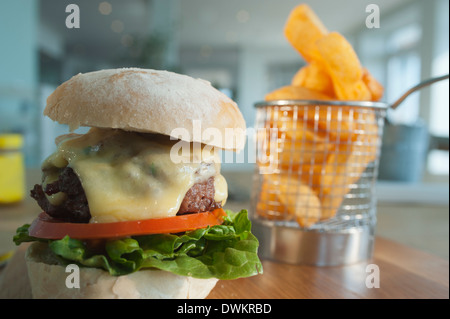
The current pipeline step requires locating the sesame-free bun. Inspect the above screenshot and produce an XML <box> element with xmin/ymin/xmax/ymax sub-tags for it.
<box><xmin>45</xmin><ymin>68</ymin><xmax>246</xmax><ymax>151</ymax></box>
<box><xmin>25</xmin><ymin>242</ymin><xmax>218</xmax><ymax>299</ymax></box>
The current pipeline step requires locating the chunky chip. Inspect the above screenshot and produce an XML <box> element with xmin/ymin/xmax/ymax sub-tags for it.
<box><xmin>265</xmin><ymin>85</ymin><xmax>332</xmax><ymax>101</ymax></box>
<box><xmin>258</xmin><ymin>174</ymin><xmax>321</xmax><ymax>227</ymax></box>
<box><xmin>256</xmin><ymin>175</ymin><xmax>289</xmax><ymax>221</ymax></box>
<box><xmin>292</xmin><ymin>62</ymin><xmax>335</xmax><ymax>97</ymax></box>
<box><xmin>320</xmin><ymin>113</ymin><xmax>379</xmax><ymax>218</ymax></box>
<box><xmin>362</xmin><ymin>68</ymin><xmax>384</xmax><ymax>101</ymax></box>
<box><xmin>276</xmin><ymin>174</ymin><xmax>322</xmax><ymax>227</ymax></box>
<box><xmin>315</xmin><ymin>32</ymin><xmax>372</xmax><ymax>100</ymax></box>
<box><xmin>284</xmin><ymin>4</ymin><xmax>328</xmax><ymax>62</ymax></box>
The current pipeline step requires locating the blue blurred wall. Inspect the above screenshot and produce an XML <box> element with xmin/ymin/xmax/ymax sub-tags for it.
<box><xmin>0</xmin><ymin>0</ymin><xmax>39</xmax><ymax>166</ymax></box>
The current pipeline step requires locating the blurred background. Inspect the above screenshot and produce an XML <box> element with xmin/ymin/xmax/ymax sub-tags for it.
<box><xmin>0</xmin><ymin>0</ymin><xmax>448</xmax><ymax>256</ymax></box>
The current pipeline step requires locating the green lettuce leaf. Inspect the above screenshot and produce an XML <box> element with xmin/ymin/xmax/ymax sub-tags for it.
<box><xmin>13</xmin><ymin>209</ymin><xmax>263</xmax><ymax>280</ymax></box>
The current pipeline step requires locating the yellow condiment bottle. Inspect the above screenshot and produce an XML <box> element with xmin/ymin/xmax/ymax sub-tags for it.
<box><xmin>0</xmin><ymin>134</ymin><xmax>25</xmax><ymax>204</ymax></box>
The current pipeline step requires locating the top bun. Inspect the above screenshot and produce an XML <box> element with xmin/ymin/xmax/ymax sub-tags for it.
<box><xmin>45</xmin><ymin>68</ymin><xmax>246</xmax><ymax>151</ymax></box>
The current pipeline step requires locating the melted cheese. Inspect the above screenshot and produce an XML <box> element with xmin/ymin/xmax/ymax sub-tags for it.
<box><xmin>42</xmin><ymin>128</ymin><xmax>226</xmax><ymax>223</ymax></box>
<box><xmin>214</xmin><ymin>174</ymin><xmax>228</xmax><ymax>206</ymax></box>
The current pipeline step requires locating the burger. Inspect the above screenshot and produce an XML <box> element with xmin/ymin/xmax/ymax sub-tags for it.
<box><xmin>14</xmin><ymin>68</ymin><xmax>262</xmax><ymax>299</ymax></box>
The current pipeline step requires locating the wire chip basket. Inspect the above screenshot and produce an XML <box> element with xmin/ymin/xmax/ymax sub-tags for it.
<box><xmin>251</xmin><ymin>100</ymin><xmax>388</xmax><ymax>265</ymax></box>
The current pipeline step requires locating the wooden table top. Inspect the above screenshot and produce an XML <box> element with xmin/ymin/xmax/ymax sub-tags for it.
<box><xmin>209</xmin><ymin>237</ymin><xmax>449</xmax><ymax>299</ymax></box>
<box><xmin>0</xmin><ymin>236</ymin><xmax>447</xmax><ymax>299</ymax></box>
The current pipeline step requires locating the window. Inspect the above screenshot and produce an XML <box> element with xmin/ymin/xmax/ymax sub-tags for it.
<box><xmin>386</xmin><ymin>50</ymin><xmax>421</xmax><ymax>124</ymax></box>
<box><xmin>356</xmin><ymin>0</ymin><xmax>449</xmax><ymax>179</ymax></box>
<box><xmin>385</xmin><ymin>23</ymin><xmax>422</xmax><ymax>125</ymax></box>
<box><xmin>427</xmin><ymin>0</ymin><xmax>449</xmax><ymax>175</ymax></box>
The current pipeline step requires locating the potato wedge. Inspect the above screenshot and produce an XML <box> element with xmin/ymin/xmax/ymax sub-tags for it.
<box><xmin>316</xmin><ymin>32</ymin><xmax>372</xmax><ymax>100</ymax></box>
<box><xmin>316</xmin><ymin>32</ymin><xmax>362</xmax><ymax>82</ymax></box>
<box><xmin>277</xmin><ymin>174</ymin><xmax>322</xmax><ymax>227</ymax></box>
<box><xmin>319</xmin><ymin>113</ymin><xmax>379</xmax><ymax>218</ymax></box>
<box><xmin>284</xmin><ymin>4</ymin><xmax>328</xmax><ymax>62</ymax></box>
<box><xmin>292</xmin><ymin>62</ymin><xmax>335</xmax><ymax>97</ymax></box>
<box><xmin>262</xmin><ymin>174</ymin><xmax>322</xmax><ymax>227</ymax></box>
<box><xmin>362</xmin><ymin>68</ymin><xmax>384</xmax><ymax>101</ymax></box>
<box><xmin>333</xmin><ymin>79</ymin><xmax>372</xmax><ymax>101</ymax></box>
<box><xmin>265</xmin><ymin>85</ymin><xmax>332</xmax><ymax>101</ymax></box>
<box><xmin>256</xmin><ymin>174</ymin><xmax>290</xmax><ymax>221</ymax></box>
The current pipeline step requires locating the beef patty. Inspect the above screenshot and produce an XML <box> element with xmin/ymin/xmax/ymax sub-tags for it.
<box><xmin>30</xmin><ymin>167</ymin><xmax>221</xmax><ymax>223</ymax></box>
<box><xmin>31</xmin><ymin>167</ymin><xmax>90</xmax><ymax>223</ymax></box>
<box><xmin>178</xmin><ymin>176</ymin><xmax>220</xmax><ymax>214</ymax></box>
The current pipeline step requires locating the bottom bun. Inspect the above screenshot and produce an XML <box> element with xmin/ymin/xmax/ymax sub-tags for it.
<box><xmin>25</xmin><ymin>242</ymin><xmax>218</xmax><ymax>299</ymax></box>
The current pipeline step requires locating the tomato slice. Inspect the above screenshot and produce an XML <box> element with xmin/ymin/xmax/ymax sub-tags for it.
<box><xmin>28</xmin><ymin>208</ymin><xmax>226</xmax><ymax>240</ymax></box>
